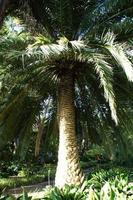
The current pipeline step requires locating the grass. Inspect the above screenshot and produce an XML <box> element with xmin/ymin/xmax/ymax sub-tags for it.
<box><xmin>0</xmin><ymin>175</ymin><xmax>44</xmax><ymax>190</ymax></box>
<box><xmin>0</xmin><ymin>165</ymin><xmax>56</xmax><ymax>191</ymax></box>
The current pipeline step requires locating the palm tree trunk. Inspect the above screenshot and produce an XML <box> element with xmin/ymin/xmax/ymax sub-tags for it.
<box><xmin>55</xmin><ymin>71</ymin><xmax>84</xmax><ymax>187</ymax></box>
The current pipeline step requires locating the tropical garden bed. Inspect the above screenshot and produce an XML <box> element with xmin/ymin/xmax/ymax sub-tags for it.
<box><xmin>0</xmin><ymin>167</ymin><xmax>133</xmax><ymax>199</ymax></box>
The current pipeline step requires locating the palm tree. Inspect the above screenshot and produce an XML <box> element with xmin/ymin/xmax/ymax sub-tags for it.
<box><xmin>0</xmin><ymin>1</ymin><xmax>133</xmax><ymax>187</ymax></box>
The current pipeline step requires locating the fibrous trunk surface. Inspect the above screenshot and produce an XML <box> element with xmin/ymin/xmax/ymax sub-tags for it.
<box><xmin>55</xmin><ymin>71</ymin><xmax>84</xmax><ymax>187</ymax></box>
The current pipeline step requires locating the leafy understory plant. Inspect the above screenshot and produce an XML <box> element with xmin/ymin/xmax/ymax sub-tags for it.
<box><xmin>86</xmin><ymin>168</ymin><xmax>133</xmax><ymax>200</ymax></box>
<box><xmin>38</xmin><ymin>180</ymin><xmax>133</xmax><ymax>200</ymax></box>
<box><xmin>42</xmin><ymin>184</ymin><xmax>87</xmax><ymax>200</ymax></box>
<box><xmin>0</xmin><ymin>178</ymin><xmax>133</xmax><ymax>200</ymax></box>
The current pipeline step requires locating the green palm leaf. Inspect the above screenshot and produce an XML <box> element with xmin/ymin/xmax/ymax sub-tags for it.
<box><xmin>101</xmin><ymin>32</ymin><xmax>133</xmax><ymax>81</ymax></box>
<box><xmin>94</xmin><ymin>59</ymin><xmax>117</xmax><ymax>124</ymax></box>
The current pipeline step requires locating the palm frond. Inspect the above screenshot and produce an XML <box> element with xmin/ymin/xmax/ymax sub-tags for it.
<box><xmin>101</xmin><ymin>32</ymin><xmax>133</xmax><ymax>82</ymax></box>
<box><xmin>110</xmin><ymin>17</ymin><xmax>133</xmax><ymax>41</ymax></box>
<box><xmin>16</xmin><ymin>107</ymin><xmax>37</xmax><ymax>160</ymax></box>
<box><xmin>75</xmin><ymin>49</ymin><xmax>118</xmax><ymax>124</ymax></box>
<box><xmin>94</xmin><ymin>58</ymin><xmax>118</xmax><ymax>124</ymax></box>
<box><xmin>56</xmin><ymin>0</ymin><xmax>73</xmax><ymax>37</ymax></box>
<box><xmin>79</xmin><ymin>0</ymin><xmax>133</xmax><ymax>39</ymax></box>
<box><xmin>0</xmin><ymin>93</ymin><xmax>39</xmax><ymax>149</ymax></box>
<box><xmin>1</xmin><ymin>40</ymin><xmax>70</xmax><ymax>64</ymax></box>
<box><xmin>69</xmin><ymin>40</ymin><xmax>85</xmax><ymax>51</ymax></box>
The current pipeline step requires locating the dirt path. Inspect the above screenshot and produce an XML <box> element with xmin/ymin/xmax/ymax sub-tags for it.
<box><xmin>3</xmin><ymin>180</ymin><xmax>54</xmax><ymax>198</ymax></box>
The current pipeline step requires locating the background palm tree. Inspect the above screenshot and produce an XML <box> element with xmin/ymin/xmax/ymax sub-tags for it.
<box><xmin>0</xmin><ymin>1</ymin><xmax>133</xmax><ymax>187</ymax></box>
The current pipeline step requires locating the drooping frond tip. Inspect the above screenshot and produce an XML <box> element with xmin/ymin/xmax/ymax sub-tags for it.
<box><xmin>94</xmin><ymin>59</ymin><xmax>118</xmax><ymax>125</ymax></box>
<box><xmin>102</xmin><ymin>32</ymin><xmax>133</xmax><ymax>82</ymax></box>
<box><xmin>76</xmin><ymin>49</ymin><xmax>119</xmax><ymax>125</ymax></box>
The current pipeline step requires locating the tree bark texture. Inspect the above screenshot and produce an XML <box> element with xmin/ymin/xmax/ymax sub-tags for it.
<box><xmin>55</xmin><ymin>71</ymin><xmax>84</xmax><ymax>187</ymax></box>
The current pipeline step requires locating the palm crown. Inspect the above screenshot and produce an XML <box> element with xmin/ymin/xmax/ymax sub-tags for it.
<box><xmin>0</xmin><ymin>0</ymin><xmax>133</xmax><ymax>187</ymax></box>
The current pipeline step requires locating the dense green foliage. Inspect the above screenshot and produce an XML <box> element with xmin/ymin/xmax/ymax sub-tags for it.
<box><xmin>0</xmin><ymin>162</ymin><xmax>55</xmax><ymax>191</ymax></box>
<box><xmin>0</xmin><ymin>9</ymin><xmax>133</xmax><ymax>162</ymax></box>
<box><xmin>0</xmin><ymin>167</ymin><xmax>133</xmax><ymax>199</ymax></box>
<box><xmin>0</xmin><ymin>0</ymin><xmax>133</xmax><ymax>193</ymax></box>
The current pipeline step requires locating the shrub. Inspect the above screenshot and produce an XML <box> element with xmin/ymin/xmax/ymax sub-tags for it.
<box><xmin>42</xmin><ymin>184</ymin><xmax>87</xmax><ymax>200</ymax></box>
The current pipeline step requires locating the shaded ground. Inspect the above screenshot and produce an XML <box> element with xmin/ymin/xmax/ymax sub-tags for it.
<box><xmin>3</xmin><ymin>169</ymin><xmax>92</xmax><ymax>198</ymax></box>
<box><xmin>3</xmin><ymin>181</ymin><xmax>54</xmax><ymax>198</ymax></box>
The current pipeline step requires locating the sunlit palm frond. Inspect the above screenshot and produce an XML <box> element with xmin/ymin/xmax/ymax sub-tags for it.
<box><xmin>101</xmin><ymin>32</ymin><xmax>133</xmax><ymax>82</ymax></box>
<box><xmin>94</xmin><ymin>59</ymin><xmax>117</xmax><ymax>124</ymax></box>
<box><xmin>75</xmin><ymin>49</ymin><xmax>118</xmax><ymax>124</ymax></box>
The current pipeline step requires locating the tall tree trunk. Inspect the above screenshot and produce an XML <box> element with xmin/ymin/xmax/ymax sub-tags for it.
<box><xmin>35</xmin><ymin>117</ymin><xmax>44</xmax><ymax>157</ymax></box>
<box><xmin>55</xmin><ymin>71</ymin><xmax>84</xmax><ymax>187</ymax></box>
